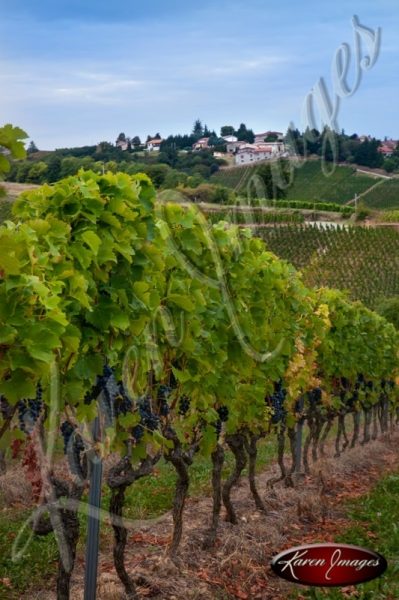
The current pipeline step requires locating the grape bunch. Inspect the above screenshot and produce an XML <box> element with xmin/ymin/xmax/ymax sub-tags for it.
<box><xmin>308</xmin><ymin>387</ymin><xmax>322</xmax><ymax>408</ymax></box>
<box><xmin>268</xmin><ymin>381</ymin><xmax>287</xmax><ymax>424</ymax></box>
<box><xmin>114</xmin><ymin>382</ymin><xmax>133</xmax><ymax>417</ymax></box>
<box><xmin>84</xmin><ymin>380</ymin><xmax>103</xmax><ymax>405</ymax></box>
<box><xmin>17</xmin><ymin>384</ymin><xmax>43</xmax><ymax>433</ymax></box>
<box><xmin>99</xmin><ymin>365</ymin><xmax>119</xmax><ymax>423</ymax></box>
<box><xmin>61</xmin><ymin>421</ymin><xmax>76</xmax><ymax>454</ymax></box>
<box><xmin>178</xmin><ymin>396</ymin><xmax>191</xmax><ymax>416</ymax></box>
<box><xmin>157</xmin><ymin>384</ymin><xmax>171</xmax><ymax>417</ymax></box>
<box><xmin>138</xmin><ymin>396</ymin><xmax>159</xmax><ymax>431</ymax></box>
<box><xmin>17</xmin><ymin>401</ymin><xmax>28</xmax><ymax>432</ymax></box>
<box><xmin>68</xmin><ymin>433</ymin><xmax>86</xmax><ymax>478</ymax></box>
<box><xmin>217</xmin><ymin>406</ymin><xmax>229</xmax><ymax>422</ymax></box>
<box><xmin>132</xmin><ymin>424</ymin><xmax>144</xmax><ymax>442</ymax></box>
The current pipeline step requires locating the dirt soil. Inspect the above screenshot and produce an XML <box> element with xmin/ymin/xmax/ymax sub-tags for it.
<box><xmin>24</xmin><ymin>433</ymin><xmax>399</xmax><ymax>600</ymax></box>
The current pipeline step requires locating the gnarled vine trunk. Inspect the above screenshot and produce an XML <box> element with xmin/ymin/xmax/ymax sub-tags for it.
<box><xmin>107</xmin><ymin>456</ymin><xmax>159</xmax><ymax>599</ymax></box>
<box><xmin>267</xmin><ymin>424</ymin><xmax>286</xmax><ymax>488</ymax></box>
<box><xmin>203</xmin><ymin>444</ymin><xmax>225</xmax><ymax>549</ymax></box>
<box><xmin>166</xmin><ymin>450</ymin><xmax>191</xmax><ymax>558</ymax></box>
<box><xmin>245</xmin><ymin>433</ymin><xmax>266</xmax><ymax>512</ymax></box>
<box><xmin>222</xmin><ymin>432</ymin><xmax>247</xmax><ymax>524</ymax></box>
<box><xmin>351</xmin><ymin>410</ymin><xmax>361</xmax><ymax>448</ymax></box>
<box><xmin>319</xmin><ymin>416</ymin><xmax>333</xmax><ymax>457</ymax></box>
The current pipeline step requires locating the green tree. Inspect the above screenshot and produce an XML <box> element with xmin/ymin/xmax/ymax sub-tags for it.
<box><xmin>383</xmin><ymin>158</ymin><xmax>399</xmax><ymax>173</ymax></box>
<box><xmin>235</xmin><ymin>123</ymin><xmax>255</xmax><ymax>143</ymax></box>
<box><xmin>27</xmin><ymin>140</ymin><xmax>39</xmax><ymax>154</ymax></box>
<box><xmin>131</xmin><ymin>135</ymin><xmax>141</xmax><ymax>148</ymax></box>
<box><xmin>46</xmin><ymin>155</ymin><xmax>62</xmax><ymax>183</ymax></box>
<box><xmin>354</xmin><ymin>138</ymin><xmax>383</xmax><ymax>168</ymax></box>
<box><xmin>15</xmin><ymin>161</ymin><xmax>31</xmax><ymax>182</ymax></box>
<box><xmin>142</xmin><ymin>163</ymin><xmax>170</xmax><ymax>187</ymax></box>
<box><xmin>375</xmin><ymin>296</ymin><xmax>399</xmax><ymax>330</ymax></box>
<box><xmin>60</xmin><ymin>156</ymin><xmax>81</xmax><ymax>178</ymax></box>
<box><xmin>220</xmin><ymin>125</ymin><xmax>235</xmax><ymax>137</ymax></box>
<box><xmin>27</xmin><ymin>161</ymin><xmax>48</xmax><ymax>183</ymax></box>
<box><xmin>192</xmin><ymin>119</ymin><xmax>204</xmax><ymax>140</ymax></box>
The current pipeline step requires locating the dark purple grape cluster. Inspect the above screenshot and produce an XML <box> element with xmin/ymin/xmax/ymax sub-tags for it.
<box><xmin>308</xmin><ymin>387</ymin><xmax>322</xmax><ymax>407</ymax></box>
<box><xmin>68</xmin><ymin>433</ymin><xmax>86</xmax><ymax>478</ymax></box>
<box><xmin>217</xmin><ymin>406</ymin><xmax>229</xmax><ymax>422</ymax></box>
<box><xmin>138</xmin><ymin>396</ymin><xmax>159</xmax><ymax>431</ymax></box>
<box><xmin>178</xmin><ymin>395</ymin><xmax>191</xmax><ymax>416</ymax></box>
<box><xmin>17</xmin><ymin>383</ymin><xmax>43</xmax><ymax>433</ymax></box>
<box><xmin>61</xmin><ymin>420</ymin><xmax>76</xmax><ymax>454</ymax></box>
<box><xmin>268</xmin><ymin>380</ymin><xmax>287</xmax><ymax>424</ymax></box>
<box><xmin>157</xmin><ymin>384</ymin><xmax>171</xmax><ymax>417</ymax></box>
<box><xmin>84</xmin><ymin>380</ymin><xmax>103</xmax><ymax>405</ymax></box>
<box><xmin>114</xmin><ymin>382</ymin><xmax>133</xmax><ymax>417</ymax></box>
<box><xmin>132</xmin><ymin>424</ymin><xmax>144</xmax><ymax>442</ymax></box>
<box><xmin>17</xmin><ymin>401</ymin><xmax>28</xmax><ymax>432</ymax></box>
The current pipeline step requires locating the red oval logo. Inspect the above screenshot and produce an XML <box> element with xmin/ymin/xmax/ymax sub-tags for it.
<box><xmin>271</xmin><ymin>543</ymin><xmax>387</xmax><ymax>587</ymax></box>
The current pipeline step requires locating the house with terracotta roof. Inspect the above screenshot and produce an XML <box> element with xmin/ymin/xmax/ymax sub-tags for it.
<box><xmin>235</xmin><ymin>145</ymin><xmax>273</xmax><ymax>165</ymax></box>
<box><xmin>226</xmin><ymin>140</ymin><xmax>246</xmax><ymax>153</ymax></box>
<box><xmin>378</xmin><ymin>140</ymin><xmax>397</xmax><ymax>157</ymax></box>
<box><xmin>116</xmin><ymin>139</ymin><xmax>129</xmax><ymax>151</ymax></box>
<box><xmin>146</xmin><ymin>138</ymin><xmax>163</xmax><ymax>152</ymax></box>
<box><xmin>192</xmin><ymin>137</ymin><xmax>210</xmax><ymax>151</ymax></box>
<box><xmin>235</xmin><ymin>142</ymin><xmax>286</xmax><ymax>165</ymax></box>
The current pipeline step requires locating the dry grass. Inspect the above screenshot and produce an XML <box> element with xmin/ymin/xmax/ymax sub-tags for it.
<box><xmin>0</xmin><ymin>465</ymin><xmax>33</xmax><ymax>506</ymax></box>
<box><xmin>25</xmin><ymin>433</ymin><xmax>396</xmax><ymax>600</ymax></box>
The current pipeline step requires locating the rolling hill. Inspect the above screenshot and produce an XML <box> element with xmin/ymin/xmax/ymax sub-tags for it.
<box><xmin>211</xmin><ymin>160</ymin><xmax>399</xmax><ymax>208</ymax></box>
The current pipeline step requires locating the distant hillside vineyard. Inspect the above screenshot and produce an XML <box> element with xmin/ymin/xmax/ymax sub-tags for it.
<box><xmin>255</xmin><ymin>224</ymin><xmax>399</xmax><ymax>309</ymax></box>
<box><xmin>211</xmin><ymin>160</ymin><xmax>399</xmax><ymax>208</ymax></box>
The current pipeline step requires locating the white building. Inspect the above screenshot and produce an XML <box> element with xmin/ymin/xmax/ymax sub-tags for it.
<box><xmin>234</xmin><ymin>142</ymin><xmax>286</xmax><ymax>165</ymax></box>
<box><xmin>235</xmin><ymin>145</ymin><xmax>272</xmax><ymax>165</ymax></box>
<box><xmin>146</xmin><ymin>138</ymin><xmax>163</xmax><ymax>152</ymax></box>
<box><xmin>116</xmin><ymin>139</ymin><xmax>129</xmax><ymax>151</ymax></box>
<box><xmin>192</xmin><ymin>137</ymin><xmax>210</xmax><ymax>150</ymax></box>
<box><xmin>221</xmin><ymin>135</ymin><xmax>238</xmax><ymax>143</ymax></box>
<box><xmin>254</xmin><ymin>131</ymin><xmax>284</xmax><ymax>144</ymax></box>
<box><xmin>226</xmin><ymin>140</ymin><xmax>246</xmax><ymax>153</ymax></box>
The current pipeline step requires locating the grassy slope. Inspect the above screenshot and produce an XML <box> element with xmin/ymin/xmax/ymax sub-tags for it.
<box><xmin>295</xmin><ymin>471</ymin><xmax>399</xmax><ymax>599</ymax></box>
<box><xmin>361</xmin><ymin>178</ymin><xmax>399</xmax><ymax>210</ymax></box>
<box><xmin>211</xmin><ymin>161</ymin><xmax>381</xmax><ymax>205</ymax></box>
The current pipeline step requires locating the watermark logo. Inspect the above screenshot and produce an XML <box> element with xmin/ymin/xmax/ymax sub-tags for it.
<box><xmin>271</xmin><ymin>543</ymin><xmax>387</xmax><ymax>587</ymax></box>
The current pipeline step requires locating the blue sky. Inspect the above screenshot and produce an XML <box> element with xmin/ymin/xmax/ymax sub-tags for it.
<box><xmin>0</xmin><ymin>0</ymin><xmax>398</xmax><ymax>149</ymax></box>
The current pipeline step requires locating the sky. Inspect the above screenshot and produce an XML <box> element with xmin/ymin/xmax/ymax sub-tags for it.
<box><xmin>0</xmin><ymin>0</ymin><xmax>398</xmax><ymax>150</ymax></box>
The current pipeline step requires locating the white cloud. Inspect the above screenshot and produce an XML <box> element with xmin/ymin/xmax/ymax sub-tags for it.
<box><xmin>205</xmin><ymin>56</ymin><xmax>291</xmax><ymax>76</ymax></box>
<box><xmin>0</xmin><ymin>60</ymin><xmax>148</xmax><ymax>107</ymax></box>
